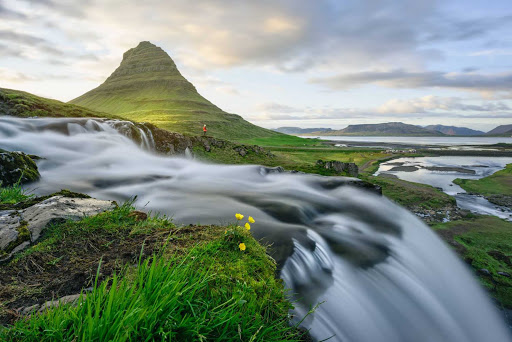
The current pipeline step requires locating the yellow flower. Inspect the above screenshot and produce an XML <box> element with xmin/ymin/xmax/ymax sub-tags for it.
<box><xmin>235</xmin><ymin>213</ymin><xmax>244</xmax><ymax>220</ymax></box>
<box><xmin>239</xmin><ymin>243</ymin><xmax>246</xmax><ymax>251</ymax></box>
<box><xmin>225</xmin><ymin>230</ymin><xmax>227</xmax><ymax>234</ymax></box>
<box><xmin>245</xmin><ymin>222</ymin><xmax>251</xmax><ymax>231</ymax></box>
<box><xmin>248</xmin><ymin>216</ymin><xmax>255</xmax><ymax>224</ymax></box>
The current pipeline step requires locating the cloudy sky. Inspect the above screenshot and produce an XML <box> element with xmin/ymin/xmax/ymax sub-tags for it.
<box><xmin>1</xmin><ymin>0</ymin><xmax>511</xmax><ymax>131</ymax></box>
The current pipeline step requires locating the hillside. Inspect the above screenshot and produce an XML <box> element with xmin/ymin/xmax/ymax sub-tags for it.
<box><xmin>424</xmin><ymin>124</ymin><xmax>484</xmax><ymax>136</ymax></box>
<box><xmin>70</xmin><ymin>41</ymin><xmax>280</xmax><ymax>141</ymax></box>
<box><xmin>487</xmin><ymin>124</ymin><xmax>512</xmax><ymax>136</ymax></box>
<box><xmin>273</xmin><ymin>127</ymin><xmax>332</xmax><ymax>134</ymax></box>
<box><xmin>322</xmin><ymin>122</ymin><xmax>445</xmax><ymax>136</ymax></box>
<box><xmin>0</xmin><ymin>88</ymin><xmax>115</xmax><ymax>119</ymax></box>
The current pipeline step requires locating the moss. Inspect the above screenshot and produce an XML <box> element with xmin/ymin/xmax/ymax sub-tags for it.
<box><xmin>0</xmin><ymin>151</ymin><xmax>40</xmax><ymax>187</ymax></box>
<box><xmin>4</xmin><ymin>222</ymin><xmax>31</xmax><ymax>254</ymax></box>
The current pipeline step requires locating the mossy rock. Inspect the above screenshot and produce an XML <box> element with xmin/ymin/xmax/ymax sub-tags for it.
<box><xmin>0</xmin><ymin>151</ymin><xmax>40</xmax><ymax>186</ymax></box>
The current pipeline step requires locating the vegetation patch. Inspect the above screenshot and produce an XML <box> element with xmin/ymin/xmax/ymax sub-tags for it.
<box><xmin>432</xmin><ymin>216</ymin><xmax>512</xmax><ymax>308</ymax></box>
<box><xmin>0</xmin><ymin>205</ymin><xmax>305</xmax><ymax>340</ymax></box>
<box><xmin>454</xmin><ymin>164</ymin><xmax>512</xmax><ymax>196</ymax></box>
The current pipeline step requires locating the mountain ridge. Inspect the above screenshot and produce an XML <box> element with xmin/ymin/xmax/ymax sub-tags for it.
<box><xmin>424</xmin><ymin>125</ymin><xmax>484</xmax><ymax>136</ymax></box>
<box><xmin>70</xmin><ymin>41</ymin><xmax>279</xmax><ymax>140</ymax></box>
<box><xmin>318</xmin><ymin>122</ymin><xmax>445</xmax><ymax>136</ymax></box>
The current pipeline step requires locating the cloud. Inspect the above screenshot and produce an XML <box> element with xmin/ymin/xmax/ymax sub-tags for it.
<box><xmin>311</xmin><ymin>69</ymin><xmax>512</xmax><ymax>93</ymax></box>
<box><xmin>0</xmin><ymin>67</ymin><xmax>36</xmax><ymax>82</ymax></box>
<box><xmin>0</xmin><ymin>1</ymin><xmax>26</xmax><ymax>19</ymax></box>
<box><xmin>377</xmin><ymin>96</ymin><xmax>511</xmax><ymax>114</ymax></box>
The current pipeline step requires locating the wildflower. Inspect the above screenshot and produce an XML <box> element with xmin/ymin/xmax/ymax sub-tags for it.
<box><xmin>235</xmin><ymin>213</ymin><xmax>244</xmax><ymax>220</ymax></box>
<box><xmin>239</xmin><ymin>242</ymin><xmax>246</xmax><ymax>251</ymax></box>
<box><xmin>248</xmin><ymin>216</ymin><xmax>255</xmax><ymax>223</ymax></box>
<box><xmin>225</xmin><ymin>230</ymin><xmax>227</xmax><ymax>234</ymax></box>
<box><xmin>245</xmin><ymin>222</ymin><xmax>251</xmax><ymax>231</ymax></box>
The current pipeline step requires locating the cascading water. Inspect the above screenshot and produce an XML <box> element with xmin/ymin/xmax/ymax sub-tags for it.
<box><xmin>1</xmin><ymin>116</ymin><xmax>510</xmax><ymax>341</ymax></box>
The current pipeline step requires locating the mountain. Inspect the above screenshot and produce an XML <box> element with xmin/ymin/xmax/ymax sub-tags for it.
<box><xmin>322</xmin><ymin>122</ymin><xmax>445</xmax><ymax>136</ymax></box>
<box><xmin>424</xmin><ymin>125</ymin><xmax>484</xmax><ymax>136</ymax></box>
<box><xmin>486</xmin><ymin>124</ymin><xmax>512</xmax><ymax>136</ymax></box>
<box><xmin>0</xmin><ymin>88</ymin><xmax>116</xmax><ymax>119</ymax></box>
<box><xmin>273</xmin><ymin>127</ymin><xmax>332</xmax><ymax>134</ymax></box>
<box><xmin>70</xmin><ymin>41</ymin><xmax>279</xmax><ymax>141</ymax></box>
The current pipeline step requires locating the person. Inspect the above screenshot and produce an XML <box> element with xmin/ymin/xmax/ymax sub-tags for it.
<box><xmin>203</xmin><ymin>124</ymin><xmax>207</xmax><ymax>136</ymax></box>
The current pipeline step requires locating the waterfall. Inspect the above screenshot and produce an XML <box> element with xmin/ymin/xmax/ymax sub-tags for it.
<box><xmin>0</xmin><ymin>116</ymin><xmax>510</xmax><ymax>342</ymax></box>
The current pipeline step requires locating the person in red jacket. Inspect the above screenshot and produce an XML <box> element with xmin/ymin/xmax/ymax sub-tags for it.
<box><xmin>203</xmin><ymin>124</ymin><xmax>207</xmax><ymax>136</ymax></box>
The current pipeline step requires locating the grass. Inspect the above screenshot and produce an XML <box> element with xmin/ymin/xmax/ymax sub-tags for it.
<box><xmin>453</xmin><ymin>163</ymin><xmax>512</xmax><ymax>196</ymax></box>
<box><xmin>0</xmin><ymin>201</ymin><xmax>305</xmax><ymax>341</ymax></box>
<box><xmin>69</xmin><ymin>42</ymin><xmax>281</xmax><ymax>141</ymax></box>
<box><xmin>240</xmin><ymin>135</ymin><xmax>326</xmax><ymax>147</ymax></box>
<box><xmin>0</xmin><ymin>183</ymin><xmax>33</xmax><ymax>204</ymax></box>
<box><xmin>432</xmin><ymin>215</ymin><xmax>512</xmax><ymax>308</ymax></box>
<box><xmin>364</xmin><ymin>174</ymin><xmax>456</xmax><ymax>211</ymax></box>
<box><xmin>0</xmin><ymin>88</ymin><xmax>116</xmax><ymax>120</ymax></box>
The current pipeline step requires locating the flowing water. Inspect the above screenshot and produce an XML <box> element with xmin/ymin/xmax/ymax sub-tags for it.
<box><xmin>376</xmin><ymin>156</ymin><xmax>512</xmax><ymax>221</ymax></box>
<box><xmin>1</xmin><ymin>116</ymin><xmax>511</xmax><ymax>341</ymax></box>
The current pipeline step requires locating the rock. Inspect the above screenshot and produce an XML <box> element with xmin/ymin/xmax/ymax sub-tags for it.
<box><xmin>487</xmin><ymin>195</ymin><xmax>512</xmax><ymax>209</ymax></box>
<box><xmin>0</xmin><ymin>150</ymin><xmax>40</xmax><ymax>186</ymax></box>
<box><xmin>0</xmin><ymin>196</ymin><xmax>116</xmax><ymax>260</ymax></box>
<box><xmin>498</xmin><ymin>271</ymin><xmax>511</xmax><ymax>278</ymax></box>
<box><xmin>478</xmin><ymin>268</ymin><xmax>491</xmax><ymax>276</ymax></box>
<box><xmin>22</xmin><ymin>196</ymin><xmax>116</xmax><ymax>242</ymax></box>
<box><xmin>316</xmin><ymin>160</ymin><xmax>359</xmax><ymax>177</ymax></box>
<box><xmin>19</xmin><ymin>291</ymin><xmax>90</xmax><ymax>316</ymax></box>
<box><xmin>128</xmin><ymin>210</ymin><xmax>148</xmax><ymax>221</ymax></box>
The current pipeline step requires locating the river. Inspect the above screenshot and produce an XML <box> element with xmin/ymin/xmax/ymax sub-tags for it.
<box><xmin>1</xmin><ymin>116</ymin><xmax>510</xmax><ymax>342</ymax></box>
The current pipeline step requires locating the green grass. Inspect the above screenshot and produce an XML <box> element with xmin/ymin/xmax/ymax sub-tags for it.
<box><xmin>432</xmin><ymin>216</ymin><xmax>512</xmax><ymax>308</ymax></box>
<box><xmin>0</xmin><ymin>202</ymin><xmax>304</xmax><ymax>341</ymax></box>
<box><xmin>240</xmin><ymin>135</ymin><xmax>326</xmax><ymax>147</ymax></box>
<box><xmin>0</xmin><ymin>88</ymin><xmax>116</xmax><ymax>119</ymax></box>
<box><xmin>0</xmin><ymin>183</ymin><xmax>33</xmax><ymax>204</ymax></box>
<box><xmin>364</xmin><ymin>175</ymin><xmax>456</xmax><ymax>210</ymax></box>
<box><xmin>454</xmin><ymin>164</ymin><xmax>512</xmax><ymax>196</ymax></box>
<box><xmin>69</xmin><ymin>42</ymin><xmax>281</xmax><ymax>141</ymax></box>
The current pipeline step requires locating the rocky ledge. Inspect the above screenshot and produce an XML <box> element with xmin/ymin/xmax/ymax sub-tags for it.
<box><xmin>0</xmin><ymin>149</ymin><xmax>40</xmax><ymax>186</ymax></box>
<box><xmin>0</xmin><ymin>193</ymin><xmax>116</xmax><ymax>262</ymax></box>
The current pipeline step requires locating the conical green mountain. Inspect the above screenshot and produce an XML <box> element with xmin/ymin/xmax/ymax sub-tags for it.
<box><xmin>70</xmin><ymin>41</ymin><xmax>279</xmax><ymax>140</ymax></box>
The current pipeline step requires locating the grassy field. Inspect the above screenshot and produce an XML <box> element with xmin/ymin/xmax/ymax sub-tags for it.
<box><xmin>432</xmin><ymin>216</ymin><xmax>512</xmax><ymax>308</ymax></box>
<box><xmin>365</xmin><ymin>174</ymin><xmax>456</xmax><ymax>211</ymax></box>
<box><xmin>0</xmin><ymin>200</ymin><xmax>305</xmax><ymax>341</ymax></box>
<box><xmin>240</xmin><ymin>135</ymin><xmax>325</xmax><ymax>147</ymax></box>
<box><xmin>454</xmin><ymin>164</ymin><xmax>512</xmax><ymax>196</ymax></box>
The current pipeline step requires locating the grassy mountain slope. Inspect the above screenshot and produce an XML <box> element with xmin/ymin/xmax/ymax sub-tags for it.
<box><xmin>70</xmin><ymin>41</ymin><xmax>280</xmax><ymax>141</ymax></box>
<box><xmin>0</xmin><ymin>88</ymin><xmax>115</xmax><ymax>119</ymax></box>
<box><xmin>321</xmin><ymin>122</ymin><xmax>445</xmax><ymax>136</ymax></box>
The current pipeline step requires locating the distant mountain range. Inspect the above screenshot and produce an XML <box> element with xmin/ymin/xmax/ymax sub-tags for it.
<box><xmin>317</xmin><ymin>122</ymin><xmax>445</xmax><ymax>136</ymax></box>
<box><xmin>423</xmin><ymin>125</ymin><xmax>484</xmax><ymax>136</ymax></box>
<box><xmin>291</xmin><ymin>122</ymin><xmax>512</xmax><ymax>137</ymax></box>
<box><xmin>487</xmin><ymin>124</ymin><xmax>512</xmax><ymax>136</ymax></box>
<box><xmin>273</xmin><ymin>127</ymin><xmax>333</xmax><ymax>134</ymax></box>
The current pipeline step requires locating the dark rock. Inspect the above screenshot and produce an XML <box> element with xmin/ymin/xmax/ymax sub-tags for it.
<box><xmin>478</xmin><ymin>268</ymin><xmax>491</xmax><ymax>276</ymax></box>
<box><xmin>316</xmin><ymin>160</ymin><xmax>359</xmax><ymax>176</ymax></box>
<box><xmin>0</xmin><ymin>150</ymin><xmax>40</xmax><ymax>186</ymax></box>
<box><xmin>497</xmin><ymin>271</ymin><xmax>511</xmax><ymax>278</ymax></box>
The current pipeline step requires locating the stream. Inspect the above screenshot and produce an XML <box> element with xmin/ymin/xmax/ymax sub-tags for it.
<box><xmin>1</xmin><ymin>116</ymin><xmax>511</xmax><ymax>341</ymax></box>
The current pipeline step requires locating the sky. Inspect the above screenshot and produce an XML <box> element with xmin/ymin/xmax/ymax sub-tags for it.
<box><xmin>1</xmin><ymin>0</ymin><xmax>511</xmax><ymax>131</ymax></box>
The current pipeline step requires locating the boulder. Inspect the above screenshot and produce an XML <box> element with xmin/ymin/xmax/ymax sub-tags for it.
<box><xmin>0</xmin><ymin>150</ymin><xmax>40</xmax><ymax>186</ymax></box>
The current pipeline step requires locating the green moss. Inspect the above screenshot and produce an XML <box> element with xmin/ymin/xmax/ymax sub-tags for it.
<box><xmin>4</xmin><ymin>222</ymin><xmax>31</xmax><ymax>254</ymax></box>
<box><xmin>0</xmin><ymin>151</ymin><xmax>40</xmax><ymax>187</ymax></box>
<box><xmin>432</xmin><ymin>216</ymin><xmax>512</xmax><ymax>308</ymax></box>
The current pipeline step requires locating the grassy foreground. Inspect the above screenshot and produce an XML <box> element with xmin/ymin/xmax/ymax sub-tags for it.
<box><xmin>433</xmin><ymin>216</ymin><xmax>512</xmax><ymax>308</ymax></box>
<box><xmin>0</xmin><ymin>200</ymin><xmax>305</xmax><ymax>341</ymax></box>
<box><xmin>454</xmin><ymin>163</ymin><xmax>512</xmax><ymax>196</ymax></box>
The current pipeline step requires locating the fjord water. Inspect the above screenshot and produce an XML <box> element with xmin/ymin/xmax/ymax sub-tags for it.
<box><xmin>314</xmin><ymin>135</ymin><xmax>512</xmax><ymax>145</ymax></box>
<box><xmin>1</xmin><ymin>117</ymin><xmax>510</xmax><ymax>342</ymax></box>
